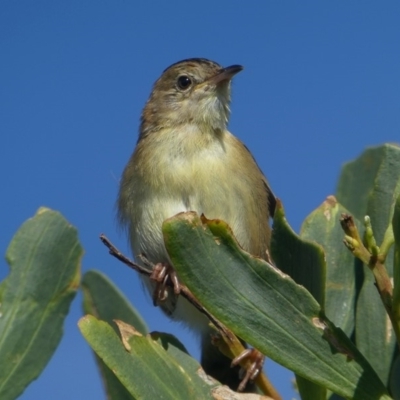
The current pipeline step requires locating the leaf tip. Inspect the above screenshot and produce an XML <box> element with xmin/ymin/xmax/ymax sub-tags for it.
<box><xmin>36</xmin><ymin>207</ymin><xmax>52</xmax><ymax>216</ymax></box>
<box><xmin>78</xmin><ymin>314</ymin><xmax>95</xmax><ymax>331</ymax></box>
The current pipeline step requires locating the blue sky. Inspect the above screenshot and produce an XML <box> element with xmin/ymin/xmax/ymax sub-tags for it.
<box><xmin>1</xmin><ymin>2</ymin><xmax>400</xmax><ymax>399</ymax></box>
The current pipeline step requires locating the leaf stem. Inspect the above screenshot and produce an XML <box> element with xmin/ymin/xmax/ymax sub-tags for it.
<box><xmin>380</xmin><ymin>225</ymin><xmax>395</xmax><ymax>261</ymax></box>
<box><xmin>364</xmin><ymin>216</ymin><xmax>379</xmax><ymax>256</ymax></box>
<box><xmin>340</xmin><ymin>214</ymin><xmax>400</xmax><ymax>349</ymax></box>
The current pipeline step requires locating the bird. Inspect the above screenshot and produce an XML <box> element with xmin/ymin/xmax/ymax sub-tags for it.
<box><xmin>117</xmin><ymin>58</ymin><xmax>275</xmax><ymax>391</ymax></box>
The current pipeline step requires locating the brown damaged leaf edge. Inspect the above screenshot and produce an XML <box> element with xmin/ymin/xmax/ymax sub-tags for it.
<box><xmin>322</xmin><ymin>195</ymin><xmax>338</xmax><ymax>221</ymax></box>
<box><xmin>200</xmin><ymin>213</ymin><xmax>275</xmax><ymax>266</ymax></box>
<box><xmin>114</xmin><ymin>320</ymin><xmax>143</xmax><ymax>352</ymax></box>
<box><xmin>325</xmin><ymin>195</ymin><xmax>337</xmax><ymax>208</ymax></box>
<box><xmin>167</xmin><ymin>211</ymin><xmax>209</xmax><ymax>232</ymax></box>
<box><xmin>312</xmin><ymin>317</ymin><xmax>355</xmax><ymax>360</ymax></box>
<box><xmin>101</xmin><ymin>214</ymin><xmax>280</xmax><ymax>396</ymax></box>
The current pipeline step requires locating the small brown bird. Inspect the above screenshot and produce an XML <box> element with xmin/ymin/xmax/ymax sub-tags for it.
<box><xmin>118</xmin><ymin>58</ymin><xmax>275</xmax><ymax>391</ymax></box>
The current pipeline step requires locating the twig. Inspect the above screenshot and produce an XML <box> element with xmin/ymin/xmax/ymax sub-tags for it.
<box><xmin>99</xmin><ymin>233</ymin><xmax>232</xmax><ymax>339</ymax></box>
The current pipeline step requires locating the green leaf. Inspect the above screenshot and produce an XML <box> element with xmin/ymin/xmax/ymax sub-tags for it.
<box><xmin>300</xmin><ymin>197</ymin><xmax>360</xmax><ymax>400</ymax></box>
<box><xmin>336</xmin><ymin>145</ymin><xmax>395</xmax><ymax>221</ymax></box>
<box><xmin>0</xmin><ymin>208</ymin><xmax>81</xmax><ymax>400</ymax></box>
<box><xmin>271</xmin><ymin>200</ymin><xmax>326</xmax><ymax>306</ymax></box>
<box><xmin>78</xmin><ymin>315</ymin><xmax>215</xmax><ymax>400</ymax></box>
<box><xmin>296</xmin><ymin>376</ymin><xmax>326</xmax><ymax>400</ymax></box>
<box><xmin>393</xmin><ymin>195</ymin><xmax>400</xmax><ymax>335</ymax></box>
<box><xmin>271</xmin><ymin>200</ymin><xmax>327</xmax><ymax>399</ymax></box>
<box><xmin>337</xmin><ymin>143</ymin><xmax>400</xmax><ymax>384</ymax></box>
<box><xmin>82</xmin><ymin>270</ymin><xmax>148</xmax><ymax>335</ymax></box>
<box><xmin>389</xmin><ymin>354</ymin><xmax>400</xmax><ymax>400</ymax></box>
<box><xmin>82</xmin><ymin>270</ymin><xmax>149</xmax><ymax>400</ymax></box>
<box><xmin>163</xmin><ymin>212</ymin><xmax>391</xmax><ymax>400</ymax></box>
<box><xmin>300</xmin><ymin>196</ymin><xmax>357</xmax><ymax>336</ymax></box>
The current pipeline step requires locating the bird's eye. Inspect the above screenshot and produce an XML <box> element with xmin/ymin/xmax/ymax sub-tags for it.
<box><xmin>177</xmin><ymin>75</ymin><xmax>192</xmax><ymax>90</ymax></box>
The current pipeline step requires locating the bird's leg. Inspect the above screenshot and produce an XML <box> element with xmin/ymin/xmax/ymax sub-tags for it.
<box><xmin>231</xmin><ymin>348</ymin><xmax>265</xmax><ymax>392</ymax></box>
<box><xmin>150</xmin><ymin>262</ymin><xmax>180</xmax><ymax>305</ymax></box>
<box><xmin>204</xmin><ymin>330</ymin><xmax>264</xmax><ymax>393</ymax></box>
<box><xmin>202</xmin><ymin>331</ymin><xmax>253</xmax><ymax>392</ymax></box>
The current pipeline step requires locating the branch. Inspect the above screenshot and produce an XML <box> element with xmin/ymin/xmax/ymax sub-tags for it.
<box><xmin>99</xmin><ymin>233</ymin><xmax>231</xmax><ymax>338</ymax></box>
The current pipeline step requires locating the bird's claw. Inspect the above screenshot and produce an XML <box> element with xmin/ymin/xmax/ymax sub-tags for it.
<box><xmin>231</xmin><ymin>348</ymin><xmax>264</xmax><ymax>392</ymax></box>
<box><xmin>150</xmin><ymin>263</ymin><xmax>180</xmax><ymax>305</ymax></box>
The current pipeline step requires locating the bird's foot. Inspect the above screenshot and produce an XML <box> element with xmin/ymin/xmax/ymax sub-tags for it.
<box><xmin>231</xmin><ymin>348</ymin><xmax>265</xmax><ymax>392</ymax></box>
<box><xmin>150</xmin><ymin>263</ymin><xmax>180</xmax><ymax>305</ymax></box>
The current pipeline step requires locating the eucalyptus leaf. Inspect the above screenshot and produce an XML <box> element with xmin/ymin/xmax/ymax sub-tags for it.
<box><xmin>296</xmin><ymin>376</ymin><xmax>326</xmax><ymax>400</ymax></box>
<box><xmin>301</xmin><ymin>196</ymin><xmax>357</xmax><ymax>336</ymax></box>
<box><xmin>393</xmin><ymin>194</ymin><xmax>400</xmax><ymax>335</ymax></box>
<box><xmin>82</xmin><ymin>270</ymin><xmax>149</xmax><ymax>400</ymax></box>
<box><xmin>389</xmin><ymin>354</ymin><xmax>400</xmax><ymax>400</ymax></box>
<box><xmin>79</xmin><ymin>315</ymin><xmax>215</xmax><ymax>400</ymax></box>
<box><xmin>0</xmin><ymin>208</ymin><xmax>81</xmax><ymax>400</ymax></box>
<box><xmin>271</xmin><ymin>199</ymin><xmax>327</xmax><ymax>398</ymax></box>
<box><xmin>82</xmin><ymin>269</ymin><xmax>148</xmax><ymax>335</ymax></box>
<box><xmin>271</xmin><ymin>200</ymin><xmax>325</xmax><ymax>306</ymax></box>
<box><xmin>163</xmin><ymin>212</ymin><xmax>391</xmax><ymax>400</ymax></box>
<box><xmin>337</xmin><ymin>143</ymin><xmax>400</xmax><ymax>384</ymax></box>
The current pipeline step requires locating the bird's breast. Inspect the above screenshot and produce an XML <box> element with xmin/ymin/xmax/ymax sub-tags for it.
<box><xmin>120</xmin><ymin>127</ymin><xmax>268</xmax><ymax>264</ymax></box>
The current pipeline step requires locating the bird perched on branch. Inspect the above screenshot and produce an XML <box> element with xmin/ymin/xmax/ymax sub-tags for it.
<box><xmin>118</xmin><ymin>58</ymin><xmax>275</xmax><ymax>391</ymax></box>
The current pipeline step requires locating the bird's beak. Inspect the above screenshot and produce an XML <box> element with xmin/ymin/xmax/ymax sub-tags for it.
<box><xmin>209</xmin><ymin>65</ymin><xmax>243</xmax><ymax>85</ymax></box>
